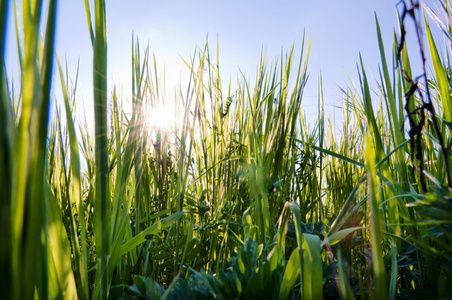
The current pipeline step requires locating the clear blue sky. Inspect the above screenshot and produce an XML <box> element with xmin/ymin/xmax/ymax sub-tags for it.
<box><xmin>4</xmin><ymin>0</ymin><xmax>446</xmax><ymax>127</ymax></box>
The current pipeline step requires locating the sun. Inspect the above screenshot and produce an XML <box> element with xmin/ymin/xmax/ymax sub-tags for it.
<box><xmin>146</xmin><ymin>102</ymin><xmax>177</xmax><ymax>135</ymax></box>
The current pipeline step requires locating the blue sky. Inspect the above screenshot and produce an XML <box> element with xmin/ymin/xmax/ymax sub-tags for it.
<box><xmin>4</xmin><ymin>0</ymin><xmax>446</xmax><ymax>127</ymax></box>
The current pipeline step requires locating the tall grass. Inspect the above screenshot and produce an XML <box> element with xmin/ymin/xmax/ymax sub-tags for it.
<box><xmin>1</xmin><ymin>0</ymin><xmax>452</xmax><ymax>299</ymax></box>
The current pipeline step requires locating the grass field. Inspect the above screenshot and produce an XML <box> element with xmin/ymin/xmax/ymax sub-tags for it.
<box><xmin>1</xmin><ymin>0</ymin><xmax>452</xmax><ymax>299</ymax></box>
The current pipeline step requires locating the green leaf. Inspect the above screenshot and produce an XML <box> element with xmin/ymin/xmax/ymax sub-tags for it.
<box><xmin>425</xmin><ymin>13</ymin><xmax>452</xmax><ymax>122</ymax></box>
<box><xmin>302</xmin><ymin>233</ymin><xmax>323</xmax><ymax>300</ymax></box>
<box><xmin>291</xmin><ymin>137</ymin><xmax>366</xmax><ymax>168</ymax></box>
<box><xmin>279</xmin><ymin>248</ymin><xmax>300</xmax><ymax>300</ymax></box>
<box><xmin>120</xmin><ymin>211</ymin><xmax>187</xmax><ymax>256</ymax></box>
<box><xmin>322</xmin><ymin>227</ymin><xmax>363</xmax><ymax>247</ymax></box>
<box><xmin>45</xmin><ymin>180</ymin><xmax>78</xmax><ymax>300</ymax></box>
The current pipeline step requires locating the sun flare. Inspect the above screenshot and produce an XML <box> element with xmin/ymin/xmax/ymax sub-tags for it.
<box><xmin>146</xmin><ymin>103</ymin><xmax>177</xmax><ymax>134</ymax></box>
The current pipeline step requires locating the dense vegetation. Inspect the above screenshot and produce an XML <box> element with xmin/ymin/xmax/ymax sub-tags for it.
<box><xmin>1</xmin><ymin>0</ymin><xmax>452</xmax><ymax>299</ymax></box>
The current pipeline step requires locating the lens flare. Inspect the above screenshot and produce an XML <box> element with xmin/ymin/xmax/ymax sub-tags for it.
<box><xmin>146</xmin><ymin>103</ymin><xmax>176</xmax><ymax>134</ymax></box>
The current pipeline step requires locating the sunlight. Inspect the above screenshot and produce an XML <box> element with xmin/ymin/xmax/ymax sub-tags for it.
<box><xmin>146</xmin><ymin>102</ymin><xmax>177</xmax><ymax>134</ymax></box>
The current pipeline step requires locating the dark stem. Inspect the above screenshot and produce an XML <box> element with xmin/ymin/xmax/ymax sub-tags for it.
<box><xmin>398</xmin><ymin>0</ymin><xmax>452</xmax><ymax>190</ymax></box>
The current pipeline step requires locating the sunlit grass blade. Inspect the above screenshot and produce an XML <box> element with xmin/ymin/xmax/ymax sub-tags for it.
<box><xmin>27</xmin><ymin>0</ymin><xmax>58</xmax><ymax>298</ymax></box>
<box><xmin>365</xmin><ymin>134</ymin><xmax>387</xmax><ymax>300</ymax></box>
<box><xmin>84</xmin><ymin>0</ymin><xmax>94</xmax><ymax>46</ymax></box>
<box><xmin>87</xmin><ymin>0</ymin><xmax>110</xmax><ymax>298</ymax></box>
<box><xmin>10</xmin><ymin>0</ymin><xmax>60</xmax><ymax>298</ymax></box>
<box><xmin>358</xmin><ymin>56</ymin><xmax>384</xmax><ymax>161</ymax></box>
<box><xmin>376</xmin><ymin>16</ymin><xmax>399</xmax><ymax>133</ymax></box>
<box><xmin>278</xmin><ymin>248</ymin><xmax>300</xmax><ymax>300</ymax></box>
<box><xmin>120</xmin><ymin>211</ymin><xmax>187</xmax><ymax>256</ymax></box>
<box><xmin>45</xmin><ymin>180</ymin><xmax>78</xmax><ymax>300</ymax></box>
<box><xmin>425</xmin><ymin>13</ymin><xmax>452</xmax><ymax>123</ymax></box>
<box><xmin>56</xmin><ymin>53</ymin><xmax>89</xmax><ymax>299</ymax></box>
<box><xmin>10</xmin><ymin>1</ymin><xmax>42</xmax><ymax>297</ymax></box>
<box><xmin>322</xmin><ymin>227</ymin><xmax>363</xmax><ymax>247</ymax></box>
<box><xmin>302</xmin><ymin>233</ymin><xmax>322</xmax><ymax>300</ymax></box>
<box><xmin>291</xmin><ymin>137</ymin><xmax>366</xmax><ymax>168</ymax></box>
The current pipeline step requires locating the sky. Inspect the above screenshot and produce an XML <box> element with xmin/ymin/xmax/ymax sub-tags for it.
<box><xmin>3</xmin><ymin>0</ymin><xmax>447</xmax><ymax>130</ymax></box>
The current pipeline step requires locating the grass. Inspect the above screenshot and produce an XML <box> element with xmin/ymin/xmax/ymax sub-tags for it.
<box><xmin>1</xmin><ymin>0</ymin><xmax>452</xmax><ymax>299</ymax></box>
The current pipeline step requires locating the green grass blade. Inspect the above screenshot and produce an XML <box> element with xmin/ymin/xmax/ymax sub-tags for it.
<box><xmin>375</xmin><ymin>15</ymin><xmax>399</xmax><ymax>133</ymax></box>
<box><xmin>278</xmin><ymin>248</ymin><xmax>300</xmax><ymax>300</ymax></box>
<box><xmin>27</xmin><ymin>0</ymin><xmax>57</xmax><ymax>298</ymax></box>
<box><xmin>388</xmin><ymin>242</ymin><xmax>398</xmax><ymax>300</ymax></box>
<box><xmin>90</xmin><ymin>0</ymin><xmax>109</xmax><ymax>298</ymax></box>
<box><xmin>358</xmin><ymin>56</ymin><xmax>384</xmax><ymax>161</ymax></box>
<box><xmin>11</xmin><ymin>1</ymin><xmax>49</xmax><ymax>299</ymax></box>
<box><xmin>13</xmin><ymin>0</ymin><xmax>23</xmax><ymax>70</ymax></box>
<box><xmin>56</xmin><ymin>53</ymin><xmax>89</xmax><ymax>299</ymax></box>
<box><xmin>84</xmin><ymin>0</ymin><xmax>95</xmax><ymax>46</ymax></box>
<box><xmin>322</xmin><ymin>227</ymin><xmax>363</xmax><ymax>247</ymax></box>
<box><xmin>287</xmin><ymin>202</ymin><xmax>305</xmax><ymax>298</ymax></box>
<box><xmin>302</xmin><ymin>233</ymin><xmax>323</xmax><ymax>300</ymax></box>
<box><xmin>120</xmin><ymin>211</ymin><xmax>187</xmax><ymax>256</ymax></box>
<box><xmin>337</xmin><ymin>251</ymin><xmax>355</xmax><ymax>300</ymax></box>
<box><xmin>291</xmin><ymin>137</ymin><xmax>366</xmax><ymax>168</ymax></box>
<box><xmin>425</xmin><ymin>13</ymin><xmax>452</xmax><ymax>122</ymax></box>
<box><xmin>365</xmin><ymin>134</ymin><xmax>387</xmax><ymax>300</ymax></box>
<box><xmin>45</xmin><ymin>180</ymin><xmax>79</xmax><ymax>300</ymax></box>
<box><xmin>0</xmin><ymin>1</ymin><xmax>13</xmax><ymax>298</ymax></box>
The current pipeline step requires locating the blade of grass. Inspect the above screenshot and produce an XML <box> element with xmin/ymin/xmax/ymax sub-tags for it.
<box><xmin>45</xmin><ymin>179</ymin><xmax>79</xmax><ymax>300</ymax></box>
<box><xmin>0</xmin><ymin>0</ymin><xmax>13</xmax><ymax>298</ymax></box>
<box><xmin>365</xmin><ymin>134</ymin><xmax>387</xmax><ymax>300</ymax></box>
<box><xmin>302</xmin><ymin>233</ymin><xmax>323</xmax><ymax>300</ymax></box>
<box><xmin>56</xmin><ymin>53</ymin><xmax>89</xmax><ymax>300</ymax></box>
<box><xmin>425</xmin><ymin>13</ymin><xmax>452</xmax><ymax>123</ymax></box>
<box><xmin>89</xmin><ymin>0</ymin><xmax>110</xmax><ymax>298</ymax></box>
<box><xmin>278</xmin><ymin>248</ymin><xmax>300</xmax><ymax>300</ymax></box>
